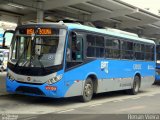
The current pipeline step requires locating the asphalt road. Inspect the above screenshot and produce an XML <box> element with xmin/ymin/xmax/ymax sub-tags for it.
<box><xmin>0</xmin><ymin>72</ymin><xmax>7</xmax><ymax>95</ymax></box>
<box><xmin>0</xmin><ymin>72</ymin><xmax>160</xmax><ymax>120</ymax></box>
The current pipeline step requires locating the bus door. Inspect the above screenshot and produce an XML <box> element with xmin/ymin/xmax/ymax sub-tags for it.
<box><xmin>73</xmin><ymin>36</ymin><xmax>83</xmax><ymax>61</ymax></box>
<box><xmin>65</xmin><ymin>31</ymin><xmax>84</xmax><ymax>96</ymax></box>
<box><xmin>66</xmin><ymin>31</ymin><xmax>84</xmax><ymax>69</ymax></box>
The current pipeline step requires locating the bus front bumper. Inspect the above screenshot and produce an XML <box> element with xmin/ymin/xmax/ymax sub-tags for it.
<box><xmin>6</xmin><ymin>77</ymin><xmax>66</xmax><ymax>98</ymax></box>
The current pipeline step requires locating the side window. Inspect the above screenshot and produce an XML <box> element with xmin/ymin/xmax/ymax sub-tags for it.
<box><xmin>105</xmin><ymin>37</ymin><xmax>120</xmax><ymax>59</ymax></box>
<box><xmin>87</xmin><ymin>34</ymin><xmax>96</xmax><ymax>57</ymax></box>
<box><xmin>95</xmin><ymin>36</ymin><xmax>105</xmax><ymax>57</ymax></box>
<box><xmin>156</xmin><ymin>45</ymin><xmax>160</xmax><ymax>60</ymax></box>
<box><xmin>121</xmin><ymin>40</ymin><xmax>133</xmax><ymax>59</ymax></box>
<box><xmin>66</xmin><ymin>39</ymin><xmax>71</xmax><ymax>61</ymax></box>
<box><xmin>87</xmin><ymin>34</ymin><xmax>104</xmax><ymax>58</ymax></box>
<box><xmin>75</xmin><ymin>36</ymin><xmax>83</xmax><ymax>60</ymax></box>
<box><xmin>145</xmin><ymin>45</ymin><xmax>154</xmax><ymax>61</ymax></box>
<box><xmin>134</xmin><ymin>43</ymin><xmax>145</xmax><ymax>60</ymax></box>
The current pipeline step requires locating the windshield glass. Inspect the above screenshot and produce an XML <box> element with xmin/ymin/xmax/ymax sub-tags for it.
<box><xmin>9</xmin><ymin>29</ymin><xmax>66</xmax><ymax>67</ymax></box>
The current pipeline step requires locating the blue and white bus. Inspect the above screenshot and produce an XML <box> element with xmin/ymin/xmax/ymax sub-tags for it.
<box><xmin>155</xmin><ymin>45</ymin><xmax>160</xmax><ymax>82</ymax></box>
<box><xmin>6</xmin><ymin>23</ymin><xmax>155</xmax><ymax>102</ymax></box>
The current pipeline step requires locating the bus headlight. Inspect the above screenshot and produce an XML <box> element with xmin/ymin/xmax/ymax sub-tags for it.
<box><xmin>46</xmin><ymin>74</ymin><xmax>63</xmax><ymax>85</ymax></box>
<box><xmin>7</xmin><ymin>73</ymin><xmax>15</xmax><ymax>81</ymax></box>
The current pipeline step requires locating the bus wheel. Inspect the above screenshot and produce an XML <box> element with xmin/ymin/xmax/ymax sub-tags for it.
<box><xmin>0</xmin><ymin>67</ymin><xmax>4</xmax><ymax>72</ymax></box>
<box><xmin>80</xmin><ymin>78</ymin><xmax>93</xmax><ymax>102</ymax></box>
<box><xmin>128</xmin><ymin>76</ymin><xmax>140</xmax><ymax>95</ymax></box>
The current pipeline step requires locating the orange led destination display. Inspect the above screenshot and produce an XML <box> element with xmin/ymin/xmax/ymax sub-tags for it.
<box><xmin>26</xmin><ymin>28</ymin><xmax>34</xmax><ymax>35</ymax></box>
<box><xmin>26</xmin><ymin>28</ymin><xmax>52</xmax><ymax>35</ymax></box>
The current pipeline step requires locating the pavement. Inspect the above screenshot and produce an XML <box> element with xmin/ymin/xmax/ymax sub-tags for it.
<box><xmin>0</xmin><ymin>72</ymin><xmax>8</xmax><ymax>96</ymax></box>
<box><xmin>1</xmin><ymin>72</ymin><xmax>160</xmax><ymax>120</ymax></box>
<box><xmin>0</xmin><ymin>85</ymin><xmax>160</xmax><ymax>114</ymax></box>
<box><xmin>0</xmin><ymin>85</ymin><xmax>160</xmax><ymax>120</ymax></box>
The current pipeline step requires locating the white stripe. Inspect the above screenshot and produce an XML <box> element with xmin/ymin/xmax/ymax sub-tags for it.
<box><xmin>57</xmin><ymin>109</ymin><xmax>75</xmax><ymax>113</ymax></box>
<box><xmin>118</xmin><ymin>106</ymin><xmax>145</xmax><ymax>112</ymax></box>
<box><xmin>131</xmin><ymin>97</ymin><xmax>140</xmax><ymax>99</ymax></box>
<box><xmin>89</xmin><ymin>104</ymin><xmax>102</xmax><ymax>107</ymax></box>
<box><xmin>113</xmin><ymin>99</ymin><xmax>123</xmax><ymax>102</ymax></box>
<box><xmin>147</xmin><ymin>94</ymin><xmax>155</xmax><ymax>97</ymax></box>
<box><xmin>22</xmin><ymin>117</ymin><xmax>37</xmax><ymax>120</ymax></box>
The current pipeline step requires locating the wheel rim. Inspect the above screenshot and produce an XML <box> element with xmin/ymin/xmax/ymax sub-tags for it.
<box><xmin>84</xmin><ymin>83</ymin><xmax>93</xmax><ymax>98</ymax></box>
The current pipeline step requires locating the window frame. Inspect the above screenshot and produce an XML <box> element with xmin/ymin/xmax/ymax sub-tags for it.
<box><xmin>69</xmin><ymin>29</ymin><xmax>155</xmax><ymax>62</ymax></box>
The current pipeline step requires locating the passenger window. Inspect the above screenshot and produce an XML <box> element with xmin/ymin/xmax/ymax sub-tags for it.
<box><xmin>105</xmin><ymin>37</ymin><xmax>120</xmax><ymax>59</ymax></box>
<box><xmin>87</xmin><ymin>35</ymin><xmax>95</xmax><ymax>46</ymax></box>
<box><xmin>145</xmin><ymin>45</ymin><xmax>154</xmax><ymax>61</ymax></box>
<box><xmin>87</xmin><ymin>34</ymin><xmax>104</xmax><ymax>58</ymax></box>
<box><xmin>121</xmin><ymin>41</ymin><xmax>134</xmax><ymax>60</ymax></box>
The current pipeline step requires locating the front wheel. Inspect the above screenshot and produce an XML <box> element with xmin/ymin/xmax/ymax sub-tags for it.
<box><xmin>127</xmin><ymin>76</ymin><xmax>140</xmax><ymax>95</ymax></box>
<box><xmin>80</xmin><ymin>78</ymin><xmax>93</xmax><ymax>102</ymax></box>
<box><xmin>0</xmin><ymin>66</ymin><xmax>4</xmax><ymax>72</ymax></box>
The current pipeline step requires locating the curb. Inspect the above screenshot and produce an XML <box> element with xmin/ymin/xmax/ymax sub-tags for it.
<box><xmin>0</xmin><ymin>91</ymin><xmax>9</xmax><ymax>96</ymax></box>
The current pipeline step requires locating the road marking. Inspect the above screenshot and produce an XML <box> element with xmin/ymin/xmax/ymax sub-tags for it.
<box><xmin>146</xmin><ymin>94</ymin><xmax>155</xmax><ymax>97</ymax></box>
<box><xmin>113</xmin><ymin>99</ymin><xmax>124</xmax><ymax>102</ymax></box>
<box><xmin>1</xmin><ymin>86</ymin><xmax>160</xmax><ymax>114</ymax></box>
<box><xmin>118</xmin><ymin>106</ymin><xmax>145</xmax><ymax>112</ymax></box>
<box><xmin>53</xmin><ymin>92</ymin><xmax>160</xmax><ymax>114</ymax></box>
<box><xmin>89</xmin><ymin>104</ymin><xmax>102</xmax><ymax>107</ymax></box>
<box><xmin>131</xmin><ymin>97</ymin><xmax>140</xmax><ymax>99</ymax></box>
<box><xmin>57</xmin><ymin>109</ymin><xmax>75</xmax><ymax>113</ymax></box>
<box><xmin>22</xmin><ymin>117</ymin><xmax>37</xmax><ymax>120</ymax></box>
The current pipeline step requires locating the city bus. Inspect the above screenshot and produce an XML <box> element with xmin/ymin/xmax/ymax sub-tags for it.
<box><xmin>6</xmin><ymin>22</ymin><xmax>155</xmax><ymax>102</ymax></box>
<box><xmin>155</xmin><ymin>45</ymin><xmax>160</xmax><ymax>82</ymax></box>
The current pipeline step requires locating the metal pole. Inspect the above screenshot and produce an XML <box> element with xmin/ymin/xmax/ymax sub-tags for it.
<box><xmin>37</xmin><ymin>0</ymin><xmax>44</xmax><ymax>23</ymax></box>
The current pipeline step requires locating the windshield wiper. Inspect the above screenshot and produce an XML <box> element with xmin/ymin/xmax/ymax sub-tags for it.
<box><xmin>27</xmin><ymin>28</ymin><xmax>47</xmax><ymax>72</ymax></box>
<box><xmin>15</xmin><ymin>28</ymin><xmax>47</xmax><ymax>73</ymax></box>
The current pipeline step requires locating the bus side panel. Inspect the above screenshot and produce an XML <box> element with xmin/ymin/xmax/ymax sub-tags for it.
<box><xmin>140</xmin><ymin>76</ymin><xmax>155</xmax><ymax>89</ymax></box>
<box><xmin>64</xmin><ymin>59</ymin><xmax>155</xmax><ymax>97</ymax></box>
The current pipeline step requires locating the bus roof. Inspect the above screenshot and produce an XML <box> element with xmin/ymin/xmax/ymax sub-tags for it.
<box><xmin>65</xmin><ymin>23</ymin><xmax>155</xmax><ymax>45</ymax></box>
<box><xmin>18</xmin><ymin>23</ymin><xmax>155</xmax><ymax>44</ymax></box>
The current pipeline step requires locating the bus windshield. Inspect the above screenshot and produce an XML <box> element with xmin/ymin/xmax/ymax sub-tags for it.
<box><xmin>9</xmin><ymin>29</ymin><xmax>66</xmax><ymax>67</ymax></box>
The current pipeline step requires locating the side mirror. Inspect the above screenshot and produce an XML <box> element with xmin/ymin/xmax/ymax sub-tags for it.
<box><xmin>2</xmin><ymin>37</ymin><xmax>6</xmax><ymax>48</ymax></box>
<box><xmin>2</xmin><ymin>30</ymin><xmax>14</xmax><ymax>49</ymax></box>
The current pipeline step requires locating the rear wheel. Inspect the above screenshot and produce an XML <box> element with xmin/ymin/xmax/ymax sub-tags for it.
<box><xmin>80</xmin><ymin>78</ymin><xmax>93</xmax><ymax>102</ymax></box>
<box><xmin>128</xmin><ymin>76</ymin><xmax>140</xmax><ymax>95</ymax></box>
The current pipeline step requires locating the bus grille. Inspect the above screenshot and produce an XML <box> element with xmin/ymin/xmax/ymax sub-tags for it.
<box><xmin>16</xmin><ymin>86</ymin><xmax>45</xmax><ymax>96</ymax></box>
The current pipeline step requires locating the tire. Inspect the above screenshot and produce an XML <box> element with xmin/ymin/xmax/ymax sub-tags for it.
<box><xmin>127</xmin><ymin>76</ymin><xmax>140</xmax><ymax>95</ymax></box>
<box><xmin>0</xmin><ymin>67</ymin><xmax>4</xmax><ymax>72</ymax></box>
<box><xmin>80</xmin><ymin>78</ymin><xmax>93</xmax><ymax>102</ymax></box>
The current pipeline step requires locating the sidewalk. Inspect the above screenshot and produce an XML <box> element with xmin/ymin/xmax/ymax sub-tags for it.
<box><xmin>0</xmin><ymin>72</ymin><xmax>8</xmax><ymax>95</ymax></box>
